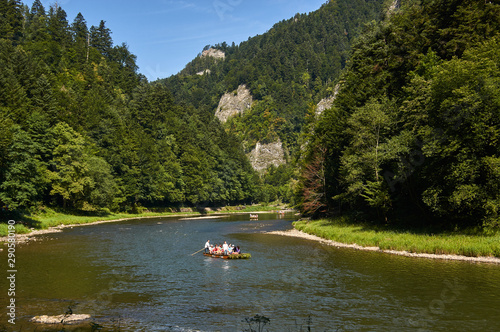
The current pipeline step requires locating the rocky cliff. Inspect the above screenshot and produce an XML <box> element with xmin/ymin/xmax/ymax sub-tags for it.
<box><xmin>215</xmin><ymin>85</ymin><xmax>253</xmax><ymax>123</ymax></box>
<box><xmin>215</xmin><ymin>84</ymin><xmax>284</xmax><ymax>171</ymax></box>
<box><xmin>316</xmin><ymin>96</ymin><xmax>336</xmax><ymax>117</ymax></box>
<box><xmin>247</xmin><ymin>140</ymin><xmax>286</xmax><ymax>173</ymax></box>
<box><xmin>387</xmin><ymin>0</ymin><xmax>401</xmax><ymax>15</ymax></box>
<box><xmin>196</xmin><ymin>69</ymin><xmax>211</xmax><ymax>76</ymax></box>
<box><xmin>316</xmin><ymin>83</ymin><xmax>341</xmax><ymax>117</ymax></box>
<box><xmin>201</xmin><ymin>48</ymin><xmax>226</xmax><ymax>59</ymax></box>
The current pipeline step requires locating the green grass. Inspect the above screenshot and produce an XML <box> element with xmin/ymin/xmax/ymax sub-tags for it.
<box><xmin>216</xmin><ymin>204</ymin><xmax>284</xmax><ymax>213</ymax></box>
<box><xmin>0</xmin><ymin>208</ymin><xmax>200</xmax><ymax>236</ymax></box>
<box><xmin>293</xmin><ymin>217</ymin><xmax>500</xmax><ymax>258</ymax></box>
<box><xmin>226</xmin><ymin>253</ymin><xmax>251</xmax><ymax>259</ymax></box>
<box><xmin>0</xmin><ymin>223</ymin><xmax>31</xmax><ymax>236</ymax></box>
<box><xmin>34</xmin><ymin>208</ymin><xmax>203</xmax><ymax>228</ymax></box>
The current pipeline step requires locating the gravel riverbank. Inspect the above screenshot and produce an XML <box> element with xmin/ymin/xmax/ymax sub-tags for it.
<box><xmin>266</xmin><ymin>229</ymin><xmax>500</xmax><ymax>264</ymax></box>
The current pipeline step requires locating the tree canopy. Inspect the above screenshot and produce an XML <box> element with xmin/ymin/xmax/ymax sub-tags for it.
<box><xmin>0</xmin><ymin>0</ymin><xmax>259</xmax><ymax>214</ymax></box>
<box><xmin>163</xmin><ymin>0</ymin><xmax>388</xmax><ymax>154</ymax></box>
<box><xmin>3</xmin><ymin>0</ymin><xmax>499</xmax><ymax>233</ymax></box>
<box><xmin>298</xmin><ymin>0</ymin><xmax>500</xmax><ymax>230</ymax></box>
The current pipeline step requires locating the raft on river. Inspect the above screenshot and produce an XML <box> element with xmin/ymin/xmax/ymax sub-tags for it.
<box><xmin>203</xmin><ymin>252</ymin><xmax>251</xmax><ymax>259</ymax></box>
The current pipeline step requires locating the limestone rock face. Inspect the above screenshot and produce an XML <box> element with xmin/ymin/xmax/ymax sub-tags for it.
<box><xmin>316</xmin><ymin>96</ymin><xmax>336</xmax><ymax>117</ymax></box>
<box><xmin>196</xmin><ymin>69</ymin><xmax>211</xmax><ymax>76</ymax></box>
<box><xmin>247</xmin><ymin>140</ymin><xmax>285</xmax><ymax>172</ymax></box>
<box><xmin>215</xmin><ymin>85</ymin><xmax>253</xmax><ymax>123</ymax></box>
<box><xmin>201</xmin><ymin>48</ymin><xmax>225</xmax><ymax>59</ymax></box>
<box><xmin>316</xmin><ymin>83</ymin><xmax>341</xmax><ymax>117</ymax></box>
<box><xmin>388</xmin><ymin>0</ymin><xmax>401</xmax><ymax>15</ymax></box>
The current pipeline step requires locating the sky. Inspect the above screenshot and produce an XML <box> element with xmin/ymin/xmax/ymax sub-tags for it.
<box><xmin>24</xmin><ymin>0</ymin><xmax>328</xmax><ymax>81</ymax></box>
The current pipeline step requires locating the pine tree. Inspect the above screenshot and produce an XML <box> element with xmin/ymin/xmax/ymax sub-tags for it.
<box><xmin>0</xmin><ymin>114</ymin><xmax>14</xmax><ymax>178</ymax></box>
<box><xmin>90</xmin><ymin>20</ymin><xmax>113</xmax><ymax>59</ymax></box>
<box><xmin>0</xmin><ymin>0</ymin><xmax>23</xmax><ymax>44</ymax></box>
<box><xmin>0</xmin><ymin>40</ymin><xmax>30</xmax><ymax>123</ymax></box>
<box><xmin>25</xmin><ymin>0</ymin><xmax>48</xmax><ymax>43</ymax></box>
<box><xmin>32</xmin><ymin>74</ymin><xmax>57</xmax><ymax>119</ymax></box>
<box><xmin>30</xmin><ymin>0</ymin><xmax>45</xmax><ymax>17</ymax></box>
<box><xmin>70</xmin><ymin>12</ymin><xmax>89</xmax><ymax>64</ymax></box>
<box><xmin>47</xmin><ymin>3</ymin><xmax>70</xmax><ymax>45</ymax></box>
<box><xmin>71</xmin><ymin>12</ymin><xmax>87</xmax><ymax>41</ymax></box>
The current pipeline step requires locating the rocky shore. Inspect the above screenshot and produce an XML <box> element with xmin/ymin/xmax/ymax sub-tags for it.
<box><xmin>267</xmin><ymin>229</ymin><xmax>500</xmax><ymax>264</ymax></box>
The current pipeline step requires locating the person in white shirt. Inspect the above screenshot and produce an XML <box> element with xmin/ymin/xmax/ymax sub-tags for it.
<box><xmin>204</xmin><ymin>240</ymin><xmax>210</xmax><ymax>253</ymax></box>
<box><xmin>223</xmin><ymin>241</ymin><xmax>229</xmax><ymax>255</ymax></box>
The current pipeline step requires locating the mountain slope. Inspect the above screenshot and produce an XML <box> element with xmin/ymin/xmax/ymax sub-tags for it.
<box><xmin>162</xmin><ymin>0</ymin><xmax>390</xmax><ymax>158</ymax></box>
<box><xmin>0</xmin><ymin>0</ymin><xmax>259</xmax><ymax>213</ymax></box>
<box><xmin>298</xmin><ymin>0</ymin><xmax>500</xmax><ymax>228</ymax></box>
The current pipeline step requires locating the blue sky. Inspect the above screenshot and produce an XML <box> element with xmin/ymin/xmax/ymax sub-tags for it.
<box><xmin>24</xmin><ymin>0</ymin><xmax>327</xmax><ymax>81</ymax></box>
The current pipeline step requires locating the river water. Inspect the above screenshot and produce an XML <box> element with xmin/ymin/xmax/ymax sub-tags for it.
<box><xmin>1</xmin><ymin>213</ymin><xmax>500</xmax><ymax>331</ymax></box>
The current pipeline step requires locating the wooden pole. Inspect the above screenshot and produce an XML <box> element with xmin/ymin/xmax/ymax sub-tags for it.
<box><xmin>191</xmin><ymin>248</ymin><xmax>205</xmax><ymax>256</ymax></box>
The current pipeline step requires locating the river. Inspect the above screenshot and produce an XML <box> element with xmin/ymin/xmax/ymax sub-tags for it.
<box><xmin>1</xmin><ymin>213</ymin><xmax>500</xmax><ymax>331</ymax></box>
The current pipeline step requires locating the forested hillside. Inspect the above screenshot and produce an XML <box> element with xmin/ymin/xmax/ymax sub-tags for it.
<box><xmin>3</xmin><ymin>0</ymin><xmax>497</xmax><ymax>232</ymax></box>
<box><xmin>0</xmin><ymin>0</ymin><xmax>259</xmax><ymax>215</ymax></box>
<box><xmin>1</xmin><ymin>0</ymin><xmax>391</xmax><ymax>216</ymax></box>
<box><xmin>299</xmin><ymin>0</ymin><xmax>500</xmax><ymax>229</ymax></box>
<box><xmin>163</xmin><ymin>0</ymin><xmax>388</xmax><ymax>154</ymax></box>
<box><xmin>161</xmin><ymin>0</ymin><xmax>390</xmax><ymax>204</ymax></box>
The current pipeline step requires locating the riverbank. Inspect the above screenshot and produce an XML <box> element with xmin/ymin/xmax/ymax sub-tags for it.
<box><xmin>0</xmin><ymin>213</ymin><xmax>197</xmax><ymax>244</ymax></box>
<box><xmin>271</xmin><ymin>219</ymin><xmax>500</xmax><ymax>264</ymax></box>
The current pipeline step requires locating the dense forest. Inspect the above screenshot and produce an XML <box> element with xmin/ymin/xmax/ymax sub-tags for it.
<box><xmin>162</xmin><ymin>0</ymin><xmax>389</xmax><ymax>204</ymax></box>
<box><xmin>163</xmin><ymin>0</ymin><xmax>387</xmax><ymax>155</ymax></box>
<box><xmin>0</xmin><ymin>0</ymin><xmax>260</xmax><ymax>215</ymax></box>
<box><xmin>0</xmin><ymin>0</ymin><xmax>391</xmax><ymax>215</ymax></box>
<box><xmin>298</xmin><ymin>0</ymin><xmax>500</xmax><ymax>230</ymax></box>
<box><xmin>2</xmin><ymin>0</ymin><xmax>499</xmax><ymax>232</ymax></box>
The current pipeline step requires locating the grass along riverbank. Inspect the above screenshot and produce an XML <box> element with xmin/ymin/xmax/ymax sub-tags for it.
<box><xmin>0</xmin><ymin>204</ymin><xmax>285</xmax><ymax>237</ymax></box>
<box><xmin>0</xmin><ymin>210</ymin><xmax>195</xmax><ymax>238</ymax></box>
<box><xmin>293</xmin><ymin>218</ymin><xmax>500</xmax><ymax>258</ymax></box>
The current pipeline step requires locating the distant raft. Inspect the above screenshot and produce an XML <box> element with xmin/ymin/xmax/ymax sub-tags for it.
<box><xmin>203</xmin><ymin>253</ymin><xmax>251</xmax><ymax>259</ymax></box>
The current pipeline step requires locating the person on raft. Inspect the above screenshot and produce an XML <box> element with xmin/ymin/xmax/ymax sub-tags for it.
<box><xmin>207</xmin><ymin>242</ymin><xmax>241</xmax><ymax>255</ymax></box>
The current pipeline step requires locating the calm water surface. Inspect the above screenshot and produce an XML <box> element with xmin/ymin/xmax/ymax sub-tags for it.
<box><xmin>1</xmin><ymin>213</ymin><xmax>500</xmax><ymax>331</ymax></box>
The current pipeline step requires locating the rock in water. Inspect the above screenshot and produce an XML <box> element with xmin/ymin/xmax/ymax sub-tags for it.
<box><xmin>30</xmin><ymin>314</ymin><xmax>91</xmax><ymax>324</ymax></box>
